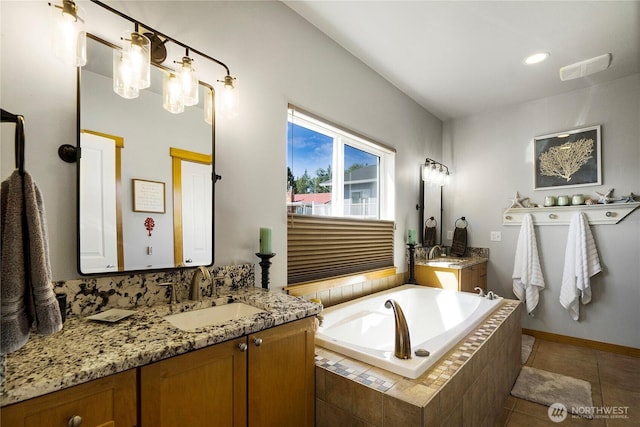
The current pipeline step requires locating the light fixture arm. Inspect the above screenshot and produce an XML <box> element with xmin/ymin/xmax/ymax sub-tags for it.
<box><xmin>89</xmin><ymin>0</ymin><xmax>232</xmax><ymax>76</ymax></box>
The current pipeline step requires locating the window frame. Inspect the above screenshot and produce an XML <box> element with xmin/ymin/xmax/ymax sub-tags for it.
<box><xmin>287</xmin><ymin>106</ymin><xmax>395</xmax><ymax>221</ymax></box>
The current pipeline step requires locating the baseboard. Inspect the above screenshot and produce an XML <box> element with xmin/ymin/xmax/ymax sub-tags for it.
<box><xmin>522</xmin><ymin>328</ymin><xmax>640</xmax><ymax>358</ymax></box>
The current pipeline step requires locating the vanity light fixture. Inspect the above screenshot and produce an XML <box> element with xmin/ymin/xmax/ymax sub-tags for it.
<box><xmin>176</xmin><ymin>51</ymin><xmax>199</xmax><ymax>106</ymax></box>
<box><xmin>57</xmin><ymin>0</ymin><xmax>238</xmax><ymax>122</ymax></box>
<box><xmin>422</xmin><ymin>158</ymin><xmax>450</xmax><ymax>187</ymax></box>
<box><xmin>49</xmin><ymin>0</ymin><xmax>86</xmax><ymax>67</ymax></box>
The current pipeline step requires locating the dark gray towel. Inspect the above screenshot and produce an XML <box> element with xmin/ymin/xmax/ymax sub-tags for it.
<box><xmin>1</xmin><ymin>171</ymin><xmax>62</xmax><ymax>355</ymax></box>
<box><xmin>450</xmin><ymin>226</ymin><xmax>467</xmax><ymax>257</ymax></box>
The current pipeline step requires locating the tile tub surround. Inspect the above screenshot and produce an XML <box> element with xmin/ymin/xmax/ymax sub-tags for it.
<box><xmin>315</xmin><ymin>300</ymin><xmax>522</xmax><ymax>426</ymax></box>
<box><xmin>0</xmin><ymin>286</ymin><xmax>321</xmax><ymax>406</ymax></box>
<box><xmin>53</xmin><ymin>263</ymin><xmax>255</xmax><ymax>318</ymax></box>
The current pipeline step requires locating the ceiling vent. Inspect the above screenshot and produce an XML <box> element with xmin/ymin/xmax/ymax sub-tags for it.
<box><xmin>559</xmin><ymin>53</ymin><xmax>612</xmax><ymax>81</ymax></box>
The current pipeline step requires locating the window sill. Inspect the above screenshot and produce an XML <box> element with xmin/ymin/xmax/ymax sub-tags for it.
<box><xmin>284</xmin><ymin>267</ymin><xmax>397</xmax><ymax>297</ymax></box>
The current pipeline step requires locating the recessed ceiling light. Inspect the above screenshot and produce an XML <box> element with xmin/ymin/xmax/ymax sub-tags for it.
<box><xmin>524</xmin><ymin>52</ymin><xmax>550</xmax><ymax>65</ymax></box>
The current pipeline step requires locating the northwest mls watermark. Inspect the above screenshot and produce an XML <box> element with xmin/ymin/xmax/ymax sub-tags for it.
<box><xmin>548</xmin><ymin>403</ymin><xmax>630</xmax><ymax>423</ymax></box>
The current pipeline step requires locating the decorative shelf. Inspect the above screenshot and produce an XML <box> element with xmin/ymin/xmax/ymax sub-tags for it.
<box><xmin>502</xmin><ymin>202</ymin><xmax>640</xmax><ymax>226</ymax></box>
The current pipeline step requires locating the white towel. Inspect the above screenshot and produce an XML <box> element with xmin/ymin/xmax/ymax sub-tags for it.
<box><xmin>512</xmin><ymin>214</ymin><xmax>545</xmax><ymax>315</ymax></box>
<box><xmin>560</xmin><ymin>212</ymin><xmax>601</xmax><ymax>320</ymax></box>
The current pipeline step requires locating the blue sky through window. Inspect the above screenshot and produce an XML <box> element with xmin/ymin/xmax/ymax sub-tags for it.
<box><xmin>288</xmin><ymin>122</ymin><xmax>378</xmax><ymax>180</ymax></box>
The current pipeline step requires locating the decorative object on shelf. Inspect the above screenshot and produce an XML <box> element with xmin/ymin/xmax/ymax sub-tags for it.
<box><xmin>533</xmin><ymin>125</ymin><xmax>601</xmax><ymax>190</ymax></box>
<box><xmin>509</xmin><ymin>192</ymin><xmax>529</xmax><ymax>208</ymax></box>
<box><xmin>557</xmin><ymin>195</ymin><xmax>570</xmax><ymax>206</ymax></box>
<box><xmin>594</xmin><ymin>188</ymin><xmax>615</xmax><ymax>204</ymax></box>
<box><xmin>620</xmin><ymin>192</ymin><xmax>640</xmax><ymax>203</ymax></box>
<box><xmin>502</xmin><ymin>202</ymin><xmax>640</xmax><ymax>226</ymax></box>
<box><xmin>571</xmin><ymin>194</ymin><xmax>585</xmax><ymax>205</ymax></box>
<box><xmin>543</xmin><ymin>196</ymin><xmax>556</xmax><ymax>207</ymax></box>
<box><xmin>407</xmin><ymin>243</ymin><xmax>416</xmax><ymax>284</ymax></box>
<box><xmin>255</xmin><ymin>253</ymin><xmax>276</xmax><ymax>289</ymax></box>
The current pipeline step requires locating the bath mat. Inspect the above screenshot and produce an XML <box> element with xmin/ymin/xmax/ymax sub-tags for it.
<box><xmin>521</xmin><ymin>334</ymin><xmax>535</xmax><ymax>364</ymax></box>
<box><xmin>511</xmin><ymin>366</ymin><xmax>593</xmax><ymax>418</ymax></box>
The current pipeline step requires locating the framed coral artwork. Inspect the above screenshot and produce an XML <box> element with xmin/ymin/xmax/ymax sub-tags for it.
<box><xmin>533</xmin><ymin>125</ymin><xmax>601</xmax><ymax>190</ymax></box>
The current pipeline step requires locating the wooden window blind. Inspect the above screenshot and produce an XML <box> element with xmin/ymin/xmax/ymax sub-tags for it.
<box><xmin>287</xmin><ymin>213</ymin><xmax>394</xmax><ymax>285</ymax></box>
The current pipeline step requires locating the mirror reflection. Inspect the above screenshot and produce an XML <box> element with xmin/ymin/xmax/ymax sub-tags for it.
<box><xmin>78</xmin><ymin>36</ymin><xmax>213</xmax><ymax>274</ymax></box>
<box><xmin>421</xmin><ymin>182</ymin><xmax>442</xmax><ymax>246</ymax></box>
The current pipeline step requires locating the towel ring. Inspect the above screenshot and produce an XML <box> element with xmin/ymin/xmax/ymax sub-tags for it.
<box><xmin>425</xmin><ymin>217</ymin><xmax>437</xmax><ymax>227</ymax></box>
<box><xmin>455</xmin><ymin>217</ymin><xmax>468</xmax><ymax>228</ymax></box>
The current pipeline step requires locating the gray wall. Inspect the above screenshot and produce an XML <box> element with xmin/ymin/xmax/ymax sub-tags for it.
<box><xmin>442</xmin><ymin>74</ymin><xmax>640</xmax><ymax>348</ymax></box>
<box><xmin>1</xmin><ymin>2</ymin><xmax>441</xmax><ymax>287</ymax></box>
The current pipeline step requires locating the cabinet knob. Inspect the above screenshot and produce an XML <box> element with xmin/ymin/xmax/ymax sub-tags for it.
<box><xmin>68</xmin><ymin>415</ymin><xmax>83</xmax><ymax>427</ymax></box>
<box><xmin>252</xmin><ymin>338</ymin><xmax>263</xmax><ymax>347</ymax></box>
<box><xmin>238</xmin><ymin>343</ymin><xmax>248</xmax><ymax>352</ymax></box>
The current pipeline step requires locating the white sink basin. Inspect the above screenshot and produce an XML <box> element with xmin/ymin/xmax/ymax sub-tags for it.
<box><xmin>425</xmin><ymin>259</ymin><xmax>464</xmax><ymax>267</ymax></box>
<box><xmin>164</xmin><ymin>303</ymin><xmax>266</xmax><ymax>331</ymax></box>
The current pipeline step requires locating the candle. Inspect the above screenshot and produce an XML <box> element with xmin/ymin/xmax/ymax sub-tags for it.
<box><xmin>260</xmin><ymin>227</ymin><xmax>272</xmax><ymax>254</ymax></box>
<box><xmin>407</xmin><ymin>229</ymin><xmax>416</xmax><ymax>245</ymax></box>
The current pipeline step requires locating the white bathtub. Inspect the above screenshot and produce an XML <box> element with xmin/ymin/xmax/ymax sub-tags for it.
<box><xmin>315</xmin><ymin>284</ymin><xmax>502</xmax><ymax>379</ymax></box>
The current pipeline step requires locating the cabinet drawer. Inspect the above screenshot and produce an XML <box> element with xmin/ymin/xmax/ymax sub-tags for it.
<box><xmin>1</xmin><ymin>370</ymin><xmax>136</xmax><ymax>427</ymax></box>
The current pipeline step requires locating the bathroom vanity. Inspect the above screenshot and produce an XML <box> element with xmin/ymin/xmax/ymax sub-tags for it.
<box><xmin>415</xmin><ymin>257</ymin><xmax>487</xmax><ymax>293</ymax></box>
<box><xmin>1</xmin><ymin>287</ymin><xmax>320</xmax><ymax>427</ymax></box>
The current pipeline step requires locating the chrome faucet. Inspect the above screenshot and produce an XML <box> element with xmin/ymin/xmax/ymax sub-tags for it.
<box><xmin>384</xmin><ymin>299</ymin><xmax>412</xmax><ymax>360</ymax></box>
<box><xmin>190</xmin><ymin>266</ymin><xmax>212</xmax><ymax>301</ymax></box>
<box><xmin>428</xmin><ymin>245</ymin><xmax>443</xmax><ymax>260</ymax></box>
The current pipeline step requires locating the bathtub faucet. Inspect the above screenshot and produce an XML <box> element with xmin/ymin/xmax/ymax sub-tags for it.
<box><xmin>384</xmin><ymin>299</ymin><xmax>412</xmax><ymax>360</ymax></box>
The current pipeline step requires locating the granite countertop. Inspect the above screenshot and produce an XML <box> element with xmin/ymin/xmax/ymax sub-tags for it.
<box><xmin>415</xmin><ymin>256</ymin><xmax>488</xmax><ymax>269</ymax></box>
<box><xmin>1</xmin><ymin>287</ymin><xmax>321</xmax><ymax>407</ymax></box>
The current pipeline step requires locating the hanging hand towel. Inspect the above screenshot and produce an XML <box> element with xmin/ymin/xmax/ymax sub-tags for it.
<box><xmin>1</xmin><ymin>171</ymin><xmax>62</xmax><ymax>355</ymax></box>
<box><xmin>560</xmin><ymin>212</ymin><xmax>601</xmax><ymax>321</ymax></box>
<box><xmin>450</xmin><ymin>218</ymin><xmax>467</xmax><ymax>257</ymax></box>
<box><xmin>512</xmin><ymin>213</ymin><xmax>545</xmax><ymax>315</ymax></box>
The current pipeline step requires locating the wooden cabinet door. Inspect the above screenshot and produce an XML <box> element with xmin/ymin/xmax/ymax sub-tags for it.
<box><xmin>415</xmin><ymin>265</ymin><xmax>460</xmax><ymax>290</ymax></box>
<box><xmin>140</xmin><ymin>337</ymin><xmax>247</xmax><ymax>427</ymax></box>
<box><xmin>1</xmin><ymin>369</ymin><xmax>136</xmax><ymax>427</ymax></box>
<box><xmin>247</xmin><ymin>318</ymin><xmax>315</xmax><ymax>427</ymax></box>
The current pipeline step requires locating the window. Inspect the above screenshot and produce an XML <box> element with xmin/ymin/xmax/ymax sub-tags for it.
<box><xmin>287</xmin><ymin>106</ymin><xmax>394</xmax><ymax>220</ymax></box>
<box><xmin>286</xmin><ymin>105</ymin><xmax>396</xmax><ymax>285</ymax></box>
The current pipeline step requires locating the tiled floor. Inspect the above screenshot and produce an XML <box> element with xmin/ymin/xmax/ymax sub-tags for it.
<box><xmin>497</xmin><ymin>338</ymin><xmax>640</xmax><ymax>426</ymax></box>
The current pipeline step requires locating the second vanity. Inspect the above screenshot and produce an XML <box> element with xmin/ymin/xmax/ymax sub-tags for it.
<box><xmin>415</xmin><ymin>256</ymin><xmax>488</xmax><ymax>293</ymax></box>
<box><xmin>1</xmin><ymin>286</ymin><xmax>321</xmax><ymax>427</ymax></box>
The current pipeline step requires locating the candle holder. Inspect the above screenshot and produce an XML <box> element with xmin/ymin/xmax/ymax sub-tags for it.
<box><xmin>256</xmin><ymin>253</ymin><xmax>276</xmax><ymax>289</ymax></box>
<box><xmin>407</xmin><ymin>243</ymin><xmax>416</xmax><ymax>284</ymax></box>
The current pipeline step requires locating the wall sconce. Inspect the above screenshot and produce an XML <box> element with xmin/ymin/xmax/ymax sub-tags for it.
<box><xmin>422</xmin><ymin>158</ymin><xmax>450</xmax><ymax>186</ymax></box>
<box><xmin>49</xmin><ymin>0</ymin><xmax>86</xmax><ymax>67</ymax></box>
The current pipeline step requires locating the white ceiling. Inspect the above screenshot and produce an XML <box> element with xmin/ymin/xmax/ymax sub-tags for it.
<box><xmin>283</xmin><ymin>1</ymin><xmax>640</xmax><ymax>121</ymax></box>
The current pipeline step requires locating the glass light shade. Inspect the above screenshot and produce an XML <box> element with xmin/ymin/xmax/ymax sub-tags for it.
<box><xmin>178</xmin><ymin>57</ymin><xmax>199</xmax><ymax>106</ymax></box>
<box><xmin>204</xmin><ymin>88</ymin><xmax>214</xmax><ymax>125</ymax></box>
<box><xmin>122</xmin><ymin>30</ymin><xmax>150</xmax><ymax>89</ymax></box>
<box><xmin>112</xmin><ymin>50</ymin><xmax>139</xmax><ymax>99</ymax></box>
<box><xmin>51</xmin><ymin>0</ymin><xmax>86</xmax><ymax>67</ymax></box>
<box><xmin>218</xmin><ymin>75</ymin><xmax>238</xmax><ymax>119</ymax></box>
<box><xmin>163</xmin><ymin>72</ymin><xmax>184</xmax><ymax>114</ymax></box>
